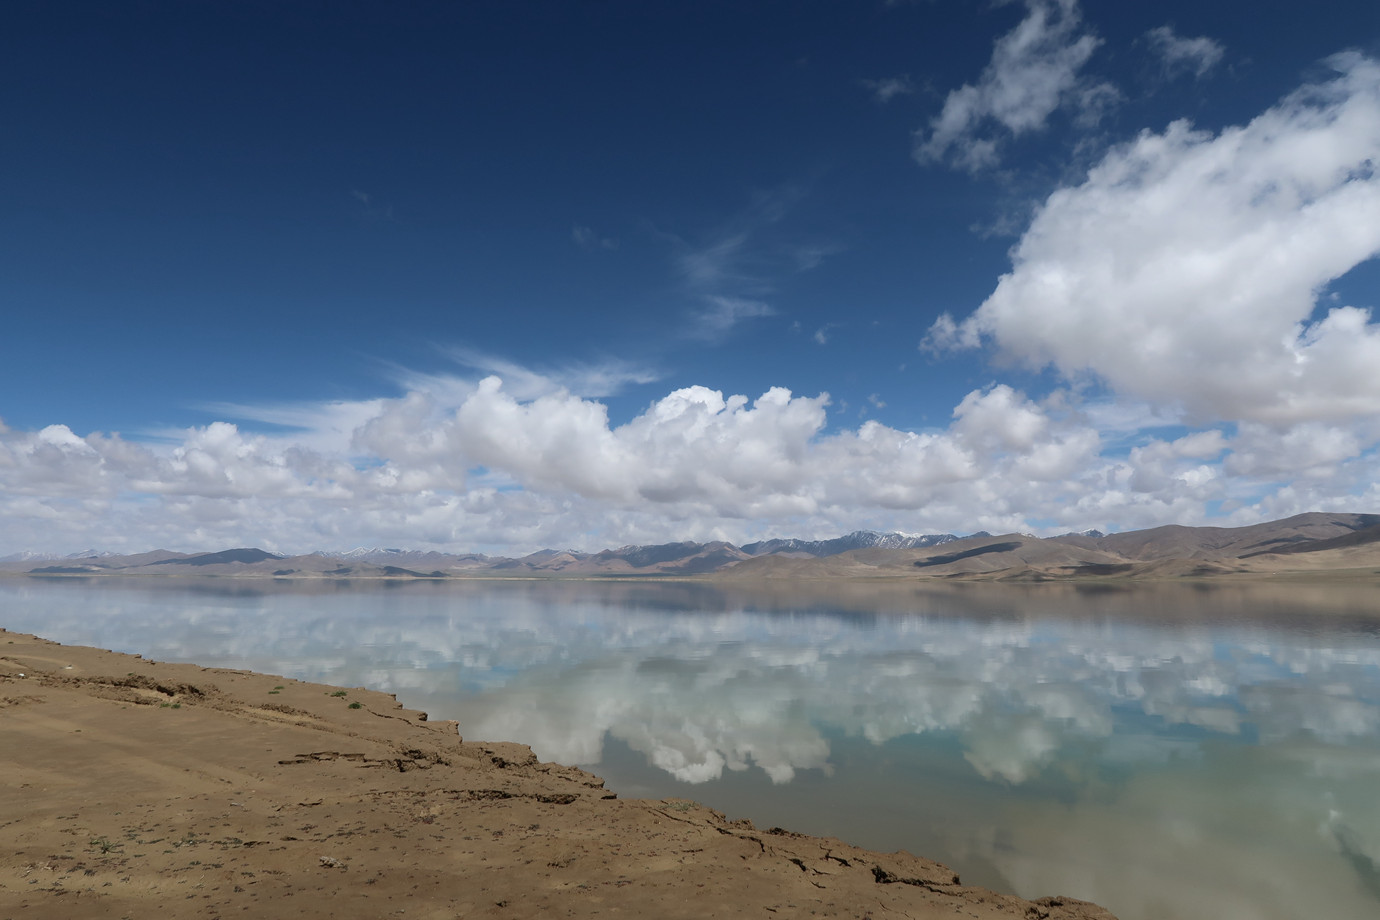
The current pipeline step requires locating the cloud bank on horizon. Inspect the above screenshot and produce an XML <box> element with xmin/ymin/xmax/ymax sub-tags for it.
<box><xmin>3</xmin><ymin>0</ymin><xmax>1380</xmax><ymax>555</ymax></box>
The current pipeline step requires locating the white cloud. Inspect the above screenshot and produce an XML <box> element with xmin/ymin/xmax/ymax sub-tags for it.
<box><xmin>195</xmin><ymin>397</ymin><xmax>390</xmax><ymax>455</ymax></box>
<box><xmin>677</xmin><ymin>232</ymin><xmax>751</xmax><ymax>290</ymax></box>
<box><xmin>668</xmin><ymin>185</ymin><xmax>836</xmax><ymax>340</ymax></box>
<box><xmin>862</xmin><ymin>75</ymin><xmax>915</xmax><ymax>103</ymax></box>
<box><xmin>1224</xmin><ymin>422</ymin><xmax>1366</xmax><ymax>480</ymax></box>
<box><xmin>812</xmin><ymin>322</ymin><xmax>840</xmax><ymax>345</ymax></box>
<box><xmin>1145</xmin><ymin>25</ymin><xmax>1225</xmax><ymax>80</ymax></box>
<box><xmin>930</xmin><ymin>53</ymin><xmax>1380</xmax><ymax>426</ymax></box>
<box><xmin>952</xmin><ymin>384</ymin><xmax>1049</xmax><ymax>451</ymax></box>
<box><xmin>349</xmin><ymin>188</ymin><xmax>395</xmax><ymax>222</ymax></box>
<box><xmin>572</xmin><ymin>223</ymin><xmax>618</xmax><ymax>251</ymax></box>
<box><xmin>0</xmin><ymin>376</ymin><xmax>1104</xmax><ymax>554</ymax></box>
<box><xmin>690</xmin><ymin>296</ymin><xmax>776</xmax><ymax>341</ymax></box>
<box><xmin>915</xmin><ymin>0</ymin><xmax>1116</xmax><ymax>171</ymax></box>
<box><xmin>2</xmin><ymin>342</ymin><xmax>1379</xmax><ymax>555</ymax></box>
<box><xmin>428</xmin><ymin>346</ymin><xmax>660</xmax><ymax>400</ymax></box>
<box><xmin>789</xmin><ymin>242</ymin><xmax>842</xmax><ymax>272</ymax></box>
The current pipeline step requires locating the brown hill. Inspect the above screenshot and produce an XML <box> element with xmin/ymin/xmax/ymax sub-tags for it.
<box><xmin>6</xmin><ymin>513</ymin><xmax>1380</xmax><ymax>581</ymax></box>
<box><xmin>720</xmin><ymin>512</ymin><xmax>1380</xmax><ymax>581</ymax></box>
<box><xmin>1052</xmin><ymin>512</ymin><xmax>1380</xmax><ymax>560</ymax></box>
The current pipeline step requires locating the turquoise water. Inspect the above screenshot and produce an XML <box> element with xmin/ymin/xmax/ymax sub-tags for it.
<box><xmin>3</xmin><ymin>576</ymin><xmax>1378</xmax><ymax>920</ymax></box>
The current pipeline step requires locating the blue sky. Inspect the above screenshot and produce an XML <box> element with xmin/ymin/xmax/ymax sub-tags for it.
<box><xmin>4</xmin><ymin>0</ymin><xmax>1380</xmax><ymax>555</ymax></box>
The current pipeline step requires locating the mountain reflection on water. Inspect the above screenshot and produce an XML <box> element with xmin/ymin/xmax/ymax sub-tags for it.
<box><xmin>3</xmin><ymin>576</ymin><xmax>1379</xmax><ymax>920</ymax></box>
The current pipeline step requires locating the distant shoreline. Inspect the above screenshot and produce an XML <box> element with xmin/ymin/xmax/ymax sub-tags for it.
<box><xmin>5</xmin><ymin>511</ymin><xmax>1378</xmax><ymax>582</ymax></box>
<box><xmin>6</xmin><ymin>564</ymin><xmax>1380</xmax><ymax>584</ymax></box>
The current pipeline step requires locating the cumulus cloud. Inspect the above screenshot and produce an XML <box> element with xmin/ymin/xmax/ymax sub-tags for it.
<box><xmin>9</xmin><ymin>359</ymin><xmax>1380</xmax><ymax>555</ymax></box>
<box><xmin>0</xmin><ymin>371</ymin><xmax>1092</xmax><ymax>554</ymax></box>
<box><xmin>929</xmin><ymin>53</ymin><xmax>1380</xmax><ymax>426</ymax></box>
<box><xmin>6</xmin><ymin>351</ymin><xmax>1380</xmax><ymax>556</ymax></box>
<box><xmin>1126</xmin><ymin>430</ymin><xmax>1228</xmax><ymax>494</ymax></box>
<box><xmin>1225</xmin><ymin>422</ymin><xmax>1366</xmax><ymax>480</ymax></box>
<box><xmin>915</xmin><ymin>0</ymin><xmax>1116</xmax><ymax>171</ymax></box>
<box><xmin>1145</xmin><ymin>25</ymin><xmax>1225</xmax><ymax>80</ymax></box>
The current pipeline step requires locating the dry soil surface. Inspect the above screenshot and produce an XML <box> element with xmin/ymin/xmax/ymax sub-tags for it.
<box><xmin>0</xmin><ymin>628</ymin><xmax>1116</xmax><ymax>919</ymax></box>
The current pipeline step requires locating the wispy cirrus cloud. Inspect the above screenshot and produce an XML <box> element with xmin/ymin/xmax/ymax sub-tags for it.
<box><xmin>676</xmin><ymin>231</ymin><xmax>755</xmax><ymax>292</ymax></box>
<box><xmin>428</xmin><ymin>346</ymin><xmax>660</xmax><ymax>400</ymax></box>
<box><xmin>571</xmin><ymin>223</ymin><xmax>619</xmax><ymax>251</ymax></box>
<box><xmin>1144</xmin><ymin>25</ymin><xmax>1225</xmax><ymax>80</ymax></box>
<box><xmin>668</xmin><ymin>184</ymin><xmax>835</xmax><ymax>341</ymax></box>
<box><xmin>349</xmin><ymin>188</ymin><xmax>395</xmax><ymax>222</ymax></box>
<box><xmin>812</xmin><ymin>322</ymin><xmax>841</xmax><ymax>345</ymax></box>
<box><xmin>862</xmin><ymin>74</ymin><xmax>916</xmax><ymax>104</ymax></box>
<box><xmin>689</xmin><ymin>296</ymin><xmax>777</xmax><ymax>342</ymax></box>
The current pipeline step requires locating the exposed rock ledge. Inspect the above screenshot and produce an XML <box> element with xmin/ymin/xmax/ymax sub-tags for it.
<box><xmin>0</xmin><ymin>629</ymin><xmax>1115</xmax><ymax>919</ymax></box>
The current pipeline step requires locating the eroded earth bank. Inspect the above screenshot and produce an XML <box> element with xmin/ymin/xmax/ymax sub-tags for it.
<box><xmin>0</xmin><ymin>629</ymin><xmax>1115</xmax><ymax>919</ymax></box>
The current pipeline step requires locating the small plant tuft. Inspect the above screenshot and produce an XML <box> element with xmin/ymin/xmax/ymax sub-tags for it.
<box><xmin>348</xmin><ymin>702</ymin><xmax>362</xmax><ymax>710</ymax></box>
<box><xmin>90</xmin><ymin>836</ymin><xmax>120</xmax><ymax>854</ymax></box>
<box><xmin>330</xmin><ymin>690</ymin><xmax>348</xmax><ymax>698</ymax></box>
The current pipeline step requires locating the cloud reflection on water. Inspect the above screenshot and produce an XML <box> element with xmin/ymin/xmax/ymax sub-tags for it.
<box><xmin>4</xmin><ymin>577</ymin><xmax>1380</xmax><ymax>919</ymax></box>
<box><xmin>6</xmin><ymin>578</ymin><xmax>1378</xmax><ymax>789</ymax></box>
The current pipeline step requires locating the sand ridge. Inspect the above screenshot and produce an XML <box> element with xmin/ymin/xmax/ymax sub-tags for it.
<box><xmin>0</xmin><ymin>629</ymin><xmax>1116</xmax><ymax>919</ymax></box>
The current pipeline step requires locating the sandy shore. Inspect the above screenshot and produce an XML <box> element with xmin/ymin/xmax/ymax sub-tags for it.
<box><xmin>1</xmin><ymin>629</ymin><xmax>1115</xmax><ymax>919</ymax></box>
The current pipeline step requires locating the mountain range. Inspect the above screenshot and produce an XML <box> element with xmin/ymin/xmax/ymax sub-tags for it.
<box><xmin>3</xmin><ymin>512</ymin><xmax>1378</xmax><ymax>580</ymax></box>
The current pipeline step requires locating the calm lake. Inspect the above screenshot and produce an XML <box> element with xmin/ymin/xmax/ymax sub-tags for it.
<box><xmin>3</xmin><ymin>576</ymin><xmax>1379</xmax><ymax>920</ymax></box>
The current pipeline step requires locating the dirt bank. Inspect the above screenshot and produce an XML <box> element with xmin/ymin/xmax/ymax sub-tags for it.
<box><xmin>0</xmin><ymin>629</ymin><xmax>1115</xmax><ymax>919</ymax></box>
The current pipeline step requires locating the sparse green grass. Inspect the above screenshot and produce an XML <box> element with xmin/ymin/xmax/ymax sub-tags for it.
<box><xmin>330</xmin><ymin>690</ymin><xmax>348</xmax><ymax>698</ymax></box>
<box><xmin>348</xmin><ymin>702</ymin><xmax>362</xmax><ymax>709</ymax></box>
<box><xmin>90</xmin><ymin>836</ymin><xmax>121</xmax><ymax>854</ymax></box>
